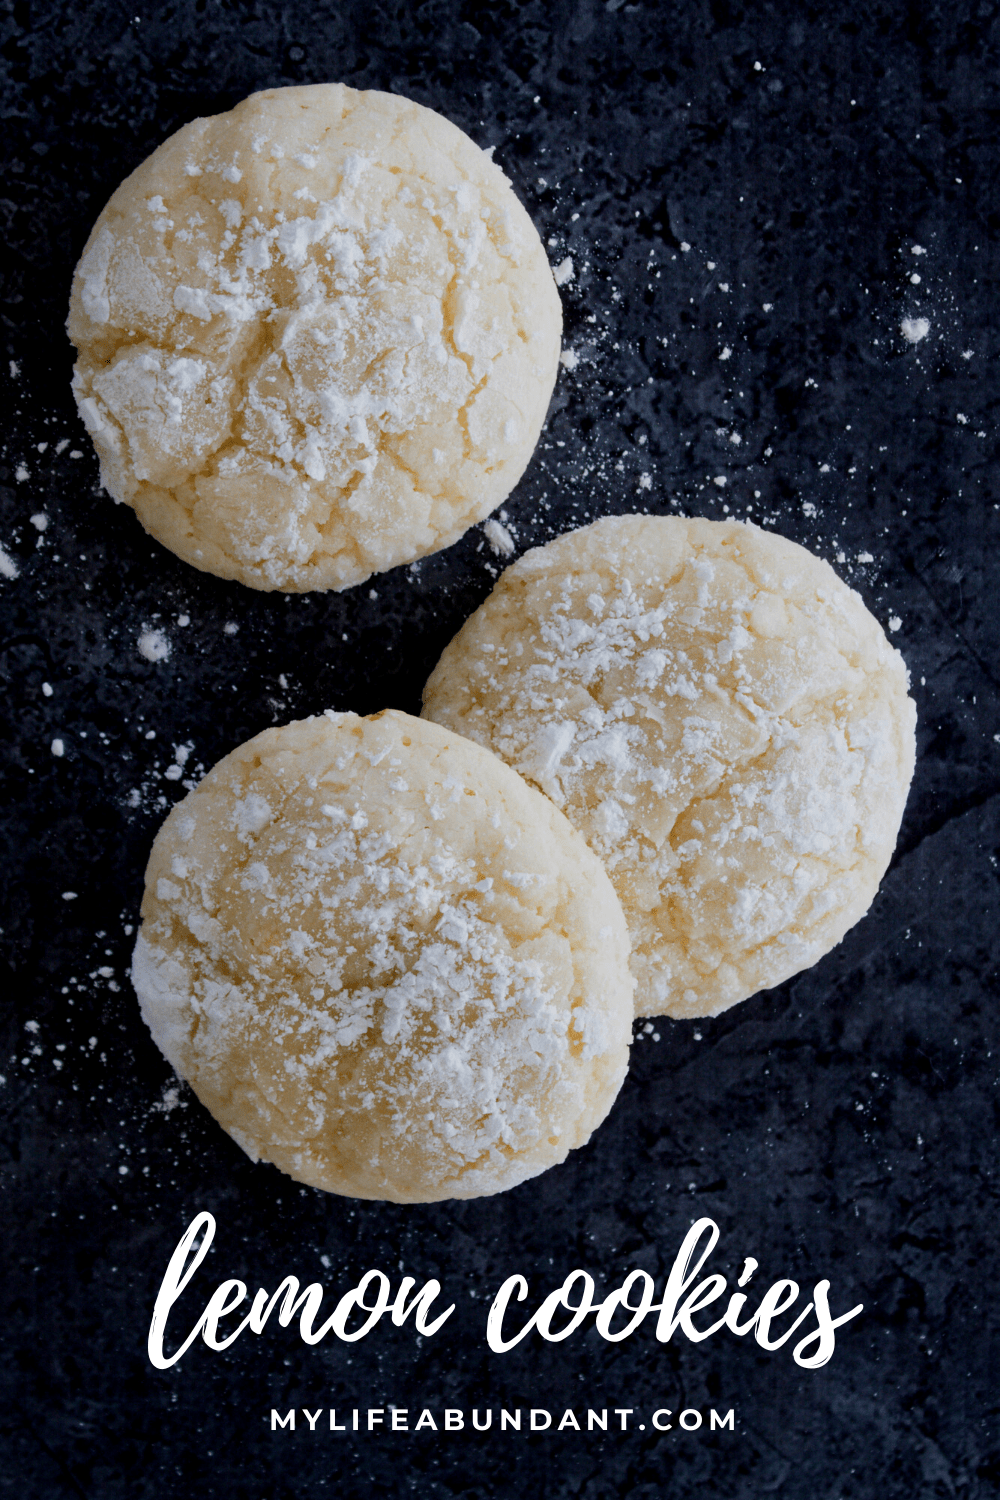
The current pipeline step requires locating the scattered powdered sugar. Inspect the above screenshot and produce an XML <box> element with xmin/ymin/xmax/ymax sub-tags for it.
<box><xmin>125</xmin><ymin>737</ymin><xmax>206</xmax><ymax>813</ymax></box>
<box><xmin>162</xmin><ymin>742</ymin><xmax>193</xmax><ymax>782</ymax></box>
<box><xmin>150</xmin><ymin>1082</ymin><xmax>188</xmax><ymax>1113</ymax></box>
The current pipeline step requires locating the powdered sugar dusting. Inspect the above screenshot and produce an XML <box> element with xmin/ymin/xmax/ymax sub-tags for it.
<box><xmin>68</xmin><ymin>86</ymin><xmax>562</xmax><ymax>593</ymax></box>
<box><xmin>423</xmin><ymin>515</ymin><xmax>917</xmax><ymax>1019</ymax></box>
<box><xmin>131</xmin><ymin>711</ymin><xmax>631</xmax><ymax>1202</ymax></box>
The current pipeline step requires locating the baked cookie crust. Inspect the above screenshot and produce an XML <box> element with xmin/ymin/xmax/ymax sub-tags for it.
<box><xmin>132</xmin><ymin>710</ymin><xmax>632</xmax><ymax>1201</ymax></box>
<box><xmin>423</xmin><ymin>515</ymin><xmax>917</xmax><ymax>1018</ymax></box>
<box><xmin>68</xmin><ymin>85</ymin><xmax>561</xmax><ymax>591</ymax></box>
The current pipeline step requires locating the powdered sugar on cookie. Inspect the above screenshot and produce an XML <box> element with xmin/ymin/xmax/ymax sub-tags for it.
<box><xmin>69</xmin><ymin>86</ymin><xmax>561</xmax><ymax>592</ymax></box>
<box><xmin>423</xmin><ymin>516</ymin><xmax>917</xmax><ymax>1019</ymax></box>
<box><xmin>132</xmin><ymin>710</ymin><xmax>631</xmax><ymax>1201</ymax></box>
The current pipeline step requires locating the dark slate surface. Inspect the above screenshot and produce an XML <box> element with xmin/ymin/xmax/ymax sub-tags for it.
<box><xmin>2</xmin><ymin>2</ymin><xmax>999</xmax><ymax>1496</ymax></box>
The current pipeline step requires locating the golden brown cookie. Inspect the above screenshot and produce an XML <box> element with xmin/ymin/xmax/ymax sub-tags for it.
<box><xmin>69</xmin><ymin>86</ymin><xmax>561</xmax><ymax>591</ymax></box>
<box><xmin>423</xmin><ymin>515</ymin><xmax>917</xmax><ymax>1018</ymax></box>
<box><xmin>132</xmin><ymin>710</ymin><xmax>632</xmax><ymax>1201</ymax></box>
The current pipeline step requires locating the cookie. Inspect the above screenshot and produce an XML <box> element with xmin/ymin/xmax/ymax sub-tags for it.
<box><xmin>68</xmin><ymin>85</ymin><xmax>561</xmax><ymax>592</ymax></box>
<box><xmin>131</xmin><ymin>710</ymin><xmax>632</xmax><ymax>1201</ymax></box>
<box><xmin>422</xmin><ymin>515</ymin><xmax>917</xmax><ymax>1019</ymax></box>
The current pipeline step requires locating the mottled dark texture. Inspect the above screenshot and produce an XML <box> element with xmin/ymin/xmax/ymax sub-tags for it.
<box><xmin>1</xmin><ymin>1</ymin><xmax>999</xmax><ymax>1496</ymax></box>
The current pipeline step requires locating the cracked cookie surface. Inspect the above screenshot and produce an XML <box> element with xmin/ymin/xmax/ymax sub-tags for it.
<box><xmin>422</xmin><ymin>515</ymin><xmax>917</xmax><ymax>1019</ymax></box>
<box><xmin>131</xmin><ymin>710</ymin><xmax>632</xmax><ymax>1201</ymax></box>
<box><xmin>68</xmin><ymin>85</ymin><xmax>561</xmax><ymax>592</ymax></box>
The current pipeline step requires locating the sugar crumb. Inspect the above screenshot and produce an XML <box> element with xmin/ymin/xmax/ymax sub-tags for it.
<box><xmin>137</xmin><ymin>628</ymin><xmax>171</xmax><ymax>663</ymax></box>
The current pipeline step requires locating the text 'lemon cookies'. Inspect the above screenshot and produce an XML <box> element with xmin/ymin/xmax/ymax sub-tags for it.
<box><xmin>131</xmin><ymin>710</ymin><xmax>632</xmax><ymax>1201</ymax></box>
<box><xmin>69</xmin><ymin>85</ymin><xmax>561</xmax><ymax>592</ymax></box>
<box><xmin>423</xmin><ymin>515</ymin><xmax>917</xmax><ymax>1019</ymax></box>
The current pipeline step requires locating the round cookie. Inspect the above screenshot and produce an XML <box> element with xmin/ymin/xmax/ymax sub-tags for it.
<box><xmin>131</xmin><ymin>710</ymin><xmax>632</xmax><ymax>1202</ymax></box>
<box><xmin>68</xmin><ymin>85</ymin><xmax>562</xmax><ymax>592</ymax></box>
<box><xmin>422</xmin><ymin>515</ymin><xmax>917</xmax><ymax>1019</ymax></box>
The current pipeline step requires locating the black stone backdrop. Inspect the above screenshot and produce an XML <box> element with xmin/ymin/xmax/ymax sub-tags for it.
<box><xmin>1</xmin><ymin>2</ymin><xmax>998</xmax><ymax>1496</ymax></box>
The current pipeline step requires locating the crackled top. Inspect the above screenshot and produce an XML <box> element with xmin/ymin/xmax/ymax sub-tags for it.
<box><xmin>423</xmin><ymin>515</ymin><xmax>917</xmax><ymax>1019</ymax></box>
<box><xmin>68</xmin><ymin>85</ymin><xmax>561</xmax><ymax>592</ymax></box>
<box><xmin>131</xmin><ymin>710</ymin><xmax>632</xmax><ymax>1202</ymax></box>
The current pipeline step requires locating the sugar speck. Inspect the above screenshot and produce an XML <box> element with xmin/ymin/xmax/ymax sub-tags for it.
<box><xmin>900</xmin><ymin>316</ymin><xmax>930</xmax><ymax>344</ymax></box>
<box><xmin>138</xmin><ymin>628</ymin><xmax>171</xmax><ymax>663</ymax></box>
<box><xmin>483</xmin><ymin>519</ymin><xmax>515</xmax><ymax>557</ymax></box>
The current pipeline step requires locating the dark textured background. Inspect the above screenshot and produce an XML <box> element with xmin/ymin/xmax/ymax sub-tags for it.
<box><xmin>2</xmin><ymin>2</ymin><xmax>999</xmax><ymax>1496</ymax></box>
